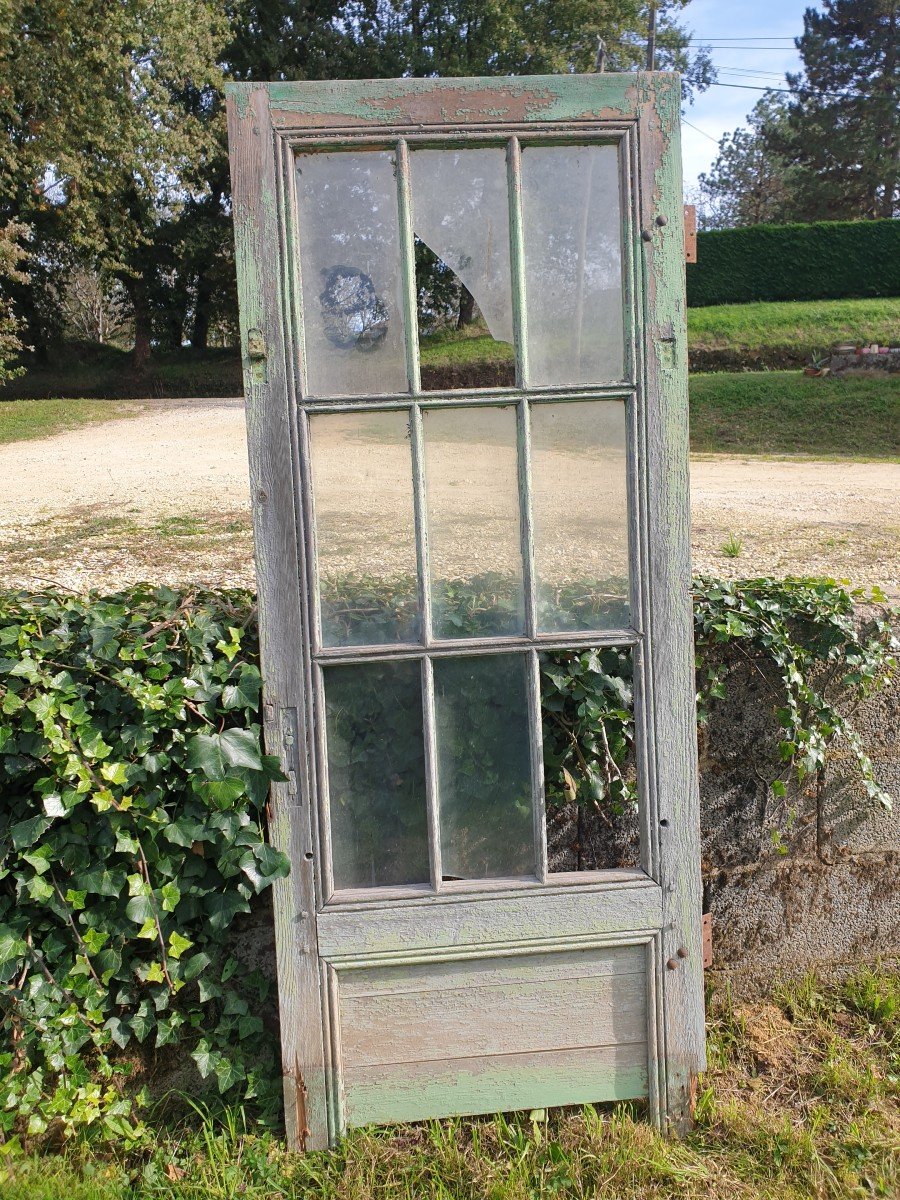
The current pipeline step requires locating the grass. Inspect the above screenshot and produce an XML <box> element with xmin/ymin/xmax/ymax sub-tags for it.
<box><xmin>1</xmin><ymin>966</ymin><xmax>898</xmax><ymax>1200</ymax></box>
<box><xmin>3</xmin><ymin>297</ymin><xmax>897</xmax><ymax>402</ymax></box>
<box><xmin>687</xmin><ymin>297</ymin><xmax>900</xmax><ymax>360</ymax></box>
<box><xmin>689</xmin><ymin>370</ymin><xmax>900</xmax><ymax>460</ymax></box>
<box><xmin>0</xmin><ymin>398</ymin><xmax>141</xmax><ymax>445</ymax></box>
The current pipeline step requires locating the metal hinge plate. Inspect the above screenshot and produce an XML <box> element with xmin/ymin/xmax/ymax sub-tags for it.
<box><xmin>684</xmin><ymin>204</ymin><xmax>697</xmax><ymax>263</ymax></box>
<box><xmin>701</xmin><ymin>912</ymin><xmax>713</xmax><ymax>969</ymax></box>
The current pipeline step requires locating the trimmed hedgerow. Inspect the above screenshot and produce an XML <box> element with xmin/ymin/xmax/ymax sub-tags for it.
<box><xmin>687</xmin><ymin>219</ymin><xmax>900</xmax><ymax>307</ymax></box>
<box><xmin>0</xmin><ymin>580</ymin><xmax>895</xmax><ymax>1145</ymax></box>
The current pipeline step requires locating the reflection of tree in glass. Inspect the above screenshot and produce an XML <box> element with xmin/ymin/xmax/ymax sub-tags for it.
<box><xmin>319</xmin><ymin>265</ymin><xmax>389</xmax><ymax>351</ymax></box>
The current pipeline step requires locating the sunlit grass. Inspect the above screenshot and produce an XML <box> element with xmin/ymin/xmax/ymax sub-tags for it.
<box><xmin>2</xmin><ymin>966</ymin><xmax>898</xmax><ymax>1200</ymax></box>
<box><xmin>0</xmin><ymin>398</ymin><xmax>141</xmax><ymax>444</ymax></box>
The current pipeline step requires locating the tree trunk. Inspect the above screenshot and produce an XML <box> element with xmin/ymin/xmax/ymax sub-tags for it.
<box><xmin>456</xmin><ymin>284</ymin><xmax>476</xmax><ymax>329</ymax></box>
<box><xmin>129</xmin><ymin>279</ymin><xmax>151</xmax><ymax>371</ymax></box>
<box><xmin>193</xmin><ymin>270</ymin><xmax>214</xmax><ymax>350</ymax></box>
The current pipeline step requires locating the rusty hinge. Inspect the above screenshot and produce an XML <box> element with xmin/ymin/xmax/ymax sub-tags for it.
<box><xmin>684</xmin><ymin>204</ymin><xmax>697</xmax><ymax>263</ymax></box>
<box><xmin>247</xmin><ymin>327</ymin><xmax>267</xmax><ymax>361</ymax></box>
<box><xmin>701</xmin><ymin>912</ymin><xmax>713</xmax><ymax>969</ymax></box>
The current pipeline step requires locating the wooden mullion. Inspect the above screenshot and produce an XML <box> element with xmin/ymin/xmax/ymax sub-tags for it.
<box><xmin>395</xmin><ymin>138</ymin><xmax>421</xmax><ymax>395</ymax></box>
<box><xmin>507</xmin><ymin>136</ymin><xmax>530</xmax><ymax>390</ymax></box>
<box><xmin>422</xmin><ymin>656</ymin><xmax>443</xmax><ymax>893</ymax></box>
<box><xmin>409</xmin><ymin>402</ymin><xmax>433</xmax><ymax>646</ymax></box>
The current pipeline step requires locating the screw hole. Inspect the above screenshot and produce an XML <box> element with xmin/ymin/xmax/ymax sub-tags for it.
<box><xmin>304</xmin><ymin>852</ymin><xmax>313</xmax><ymax>861</ymax></box>
<box><xmin>659</xmin><ymin>818</ymin><xmax>669</xmax><ymax>827</ymax></box>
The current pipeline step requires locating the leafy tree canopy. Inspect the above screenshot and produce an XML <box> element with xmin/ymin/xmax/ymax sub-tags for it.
<box><xmin>697</xmin><ymin>1</ymin><xmax>899</xmax><ymax>228</ymax></box>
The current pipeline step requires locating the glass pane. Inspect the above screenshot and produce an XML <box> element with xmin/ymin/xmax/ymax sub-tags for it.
<box><xmin>521</xmin><ymin>145</ymin><xmax>624</xmax><ymax>387</ymax></box>
<box><xmin>532</xmin><ymin>398</ymin><xmax>628</xmax><ymax>633</ymax></box>
<box><xmin>423</xmin><ymin>406</ymin><xmax>524</xmax><ymax>639</ymax></box>
<box><xmin>410</xmin><ymin>148</ymin><xmax>515</xmax><ymax>391</ymax></box>
<box><xmin>433</xmin><ymin>655</ymin><xmax>534</xmax><ymax>880</ymax></box>
<box><xmin>541</xmin><ymin>648</ymin><xmax>639</xmax><ymax>871</ymax></box>
<box><xmin>531</xmin><ymin>401</ymin><xmax>630</xmax><ymax>632</ymax></box>
<box><xmin>295</xmin><ymin>150</ymin><xmax>407</xmax><ymax>397</ymax></box>
<box><xmin>309</xmin><ymin>410</ymin><xmax>419</xmax><ymax>646</ymax></box>
<box><xmin>324</xmin><ymin>661</ymin><xmax>429</xmax><ymax>890</ymax></box>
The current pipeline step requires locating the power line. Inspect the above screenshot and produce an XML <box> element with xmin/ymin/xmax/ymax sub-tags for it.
<box><xmin>691</xmin><ymin>36</ymin><xmax>796</xmax><ymax>42</ymax></box>
<box><xmin>682</xmin><ymin>118</ymin><xmax>720</xmax><ymax>143</ymax></box>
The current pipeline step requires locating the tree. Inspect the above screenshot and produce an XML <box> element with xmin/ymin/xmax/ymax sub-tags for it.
<box><xmin>1</xmin><ymin>1</ymin><xmax>228</xmax><ymax>365</ymax></box>
<box><xmin>772</xmin><ymin>0</ymin><xmax>899</xmax><ymax>220</ymax></box>
<box><xmin>0</xmin><ymin>220</ymin><xmax>27</xmax><ymax>381</ymax></box>
<box><xmin>696</xmin><ymin>94</ymin><xmax>799</xmax><ymax>229</ymax></box>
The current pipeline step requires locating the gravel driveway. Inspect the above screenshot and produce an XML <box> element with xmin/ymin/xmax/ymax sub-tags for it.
<box><xmin>0</xmin><ymin>398</ymin><xmax>896</xmax><ymax>597</ymax></box>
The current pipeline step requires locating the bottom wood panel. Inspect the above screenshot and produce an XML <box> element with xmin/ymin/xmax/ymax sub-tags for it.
<box><xmin>342</xmin><ymin>1042</ymin><xmax>648</xmax><ymax>1126</ymax></box>
<box><xmin>335</xmin><ymin>945</ymin><xmax>650</xmax><ymax>1128</ymax></box>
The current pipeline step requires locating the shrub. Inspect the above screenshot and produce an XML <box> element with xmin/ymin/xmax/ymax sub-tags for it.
<box><xmin>0</xmin><ymin>579</ymin><xmax>894</xmax><ymax>1144</ymax></box>
<box><xmin>687</xmin><ymin>220</ymin><xmax>900</xmax><ymax>307</ymax></box>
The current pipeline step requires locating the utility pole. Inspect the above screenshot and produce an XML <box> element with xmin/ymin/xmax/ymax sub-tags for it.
<box><xmin>646</xmin><ymin>0</ymin><xmax>657</xmax><ymax>71</ymax></box>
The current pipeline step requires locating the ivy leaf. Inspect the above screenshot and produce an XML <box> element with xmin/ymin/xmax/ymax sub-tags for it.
<box><xmin>10</xmin><ymin>815</ymin><xmax>51</xmax><ymax>850</ymax></box>
<box><xmin>168</xmin><ymin>931</ymin><xmax>193</xmax><ymax>960</ymax></box>
<box><xmin>238</xmin><ymin>844</ymin><xmax>290</xmax><ymax>893</ymax></box>
<box><xmin>160</xmin><ymin>882</ymin><xmax>180</xmax><ymax>913</ymax></box>
<box><xmin>125</xmin><ymin>895</ymin><xmax>155</xmax><ymax>925</ymax></box>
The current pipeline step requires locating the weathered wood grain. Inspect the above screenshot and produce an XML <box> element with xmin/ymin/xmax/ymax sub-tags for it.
<box><xmin>338</xmin><ymin>954</ymin><xmax>646</xmax><ymax>1066</ymax></box>
<box><xmin>635</xmin><ymin>74</ymin><xmax>707</xmax><ymax>1129</ymax></box>
<box><xmin>342</xmin><ymin>1043</ymin><xmax>648</xmax><ymax>1126</ymax></box>
<box><xmin>318</xmin><ymin>880</ymin><xmax>663</xmax><ymax>961</ymax></box>
<box><xmin>226</xmin><ymin>85</ymin><xmax>328</xmax><ymax>1149</ymax></box>
<box><xmin>226</xmin><ymin>72</ymin><xmax>704</xmax><ymax>1147</ymax></box>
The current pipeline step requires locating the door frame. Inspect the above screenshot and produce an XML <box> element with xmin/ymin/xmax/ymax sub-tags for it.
<box><xmin>226</xmin><ymin>73</ymin><xmax>703</xmax><ymax>1150</ymax></box>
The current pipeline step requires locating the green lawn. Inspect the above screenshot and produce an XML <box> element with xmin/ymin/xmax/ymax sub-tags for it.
<box><xmin>417</xmin><ymin>297</ymin><xmax>900</xmax><ymax>371</ymax></box>
<box><xmin>687</xmin><ymin>296</ymin><xmax>900</xmax><ymax>355</ymax></box>
<box><xmin>689</xmin><ymin>370</ymin><xmax>899</xmax><ymax>459</ymax></box>
<box><xmin>1</xmin><ymin>372</ymin><xmax>896</xmax><ymax>461</ymax></box>
<box><xmin>0</xmin><ymin>398</ymin><xmax>142</xmax><ymax>445</ymax></box>
<box><xmin>2</xmin><ymin>298</ymin><xmax>897</xmax><ymax>400</ymax></box>
<box><xmin>2</xmin><ymin>967</ymin><xmax>898</xmax><ymax>1200</ymax></box>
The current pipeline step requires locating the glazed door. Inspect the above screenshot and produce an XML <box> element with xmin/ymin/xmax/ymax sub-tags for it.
<box><xmin>226</xmin><ymin>74</ymin><xmax>704</xmax><ymax>1150</ymax></box>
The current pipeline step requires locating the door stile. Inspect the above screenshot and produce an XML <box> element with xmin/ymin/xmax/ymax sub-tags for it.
<box><xmin>636</xmin><ymin>76</ymin><xmax>706</xmax><ymax>1130</ymax></box>
<box><xmin>226</xmin><ymin>86</ymin><xmax>330</xmax><ymax>1149</ymax></box>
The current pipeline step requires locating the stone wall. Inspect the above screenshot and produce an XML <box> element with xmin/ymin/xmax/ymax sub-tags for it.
<box><xmin>702</xmin><ymin>638</ymin><xmax>899</xmax><ymax>992</ymax></box>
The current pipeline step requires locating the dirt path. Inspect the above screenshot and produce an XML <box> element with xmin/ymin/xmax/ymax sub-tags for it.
<box><xmin>0</xmin><ymin>399</ymin><xmax>896</xmax><ymax>596</ymax></box>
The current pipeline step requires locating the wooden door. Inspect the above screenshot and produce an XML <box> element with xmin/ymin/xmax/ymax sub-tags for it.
<box><xmin>226</xmin><ymin>74</ymin><xmax>704</xmax><ymax>1150</ymax></box>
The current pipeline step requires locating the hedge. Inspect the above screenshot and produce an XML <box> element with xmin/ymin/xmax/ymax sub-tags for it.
<box><xmin>0</xmin><ymin>581</ymin><xmax>895</xmax><ymax>1144</ymax></box>
<box><xmin>686</xmin><ymin>219</ymin><xmax>900</xmax><ymax>307</ymax></box>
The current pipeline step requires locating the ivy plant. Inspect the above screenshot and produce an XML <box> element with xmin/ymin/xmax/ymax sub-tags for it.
<box><xmin>0</xmin><ymin>576</ymin><xmax>894</xmax><ymax>1146</ymax></box>
<box><xmin>0</xmin><ymin>588</ymin><xmax>287</xmax><ymax>1143</ymax></box>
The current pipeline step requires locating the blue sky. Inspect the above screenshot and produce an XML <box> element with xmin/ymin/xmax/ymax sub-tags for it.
<box><xmin>680</xmin><ymin>0</ymin><xmax>813</xmax><ymax>189</ymax></box>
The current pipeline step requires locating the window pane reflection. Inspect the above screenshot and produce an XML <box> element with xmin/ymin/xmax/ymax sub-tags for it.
<box><xmin>521</xmin><ymin>145</ymin><xmax>624</xmax><ymax>387</ymax></box>
<box><xmin>531</xmin><ymin>401</ymin><xmax>630</xmax><ymax>631</ymax></box>
<box><xmin>411</xmin><ymin>147</ymin><xmax>515</xmax><ymax>390</ymax></box>
<box><xmin>423</xmin><ymin>406</ymin><xmax>524</xmax><ymax>639</ymax></box>
<box><xmin>325</xmin><ymin>661</ymin><xmax>429</xmax><ymax>890</ymax></box>
<box><xmin>296</xmin><ymin>150</ymin><xmax>407</xmax><ymax>397</ymax></box>
<box><xmin>433</xmin><ymin>654</ymin><xmax>534</xmax><ymax>880</ymax></box>
<box><xmin>541</xmin><ymin>647</ymin><xmax>640</xmax><ymax>871</ymax></box>
<box><xmin>309</xmin><ymin>410</ymin><xmax>419</xmax><ymax>646</ymax></box>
